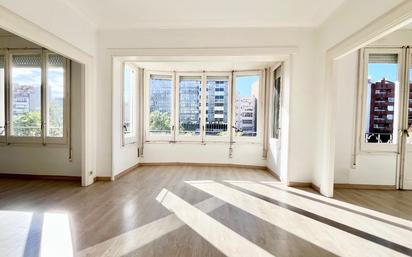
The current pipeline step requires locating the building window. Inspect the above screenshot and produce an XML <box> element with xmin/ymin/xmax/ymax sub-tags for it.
<box><xmin>178</xmin><ymin>76</ymin><xmax>201</xmax><ymax>136</ymax></box>
<box><xmin>0</xmin><ymin>51</ymin><xmax>69</xmax><ymax>144</ymax></box>
<box><xmin>10</xmin><ymin>54</ymin><xmax>42</xmax><ymax>137</ymax></box>
<box><xmin>206</xmin><ymin>76</ymin><xmax>229</xmax><ymax>136</ymax></box>
<box><xmin>123</xmin><ymin>64</ymin><xmax>137</xmax><ymax>144</ymax></box>
<box><xmin>234</xmin><ymin>74</ymin><xmax>260</xmax><ymax>137</ymax></box>
<box><xmin>148</xmin><ymin>74</ymin><xmax>173</xmax><ymax>138</ymax></box>
<box><xmin>363</xmin><ymin>51</ymin><xmax>399</xmax><ymax>144</ymax></box>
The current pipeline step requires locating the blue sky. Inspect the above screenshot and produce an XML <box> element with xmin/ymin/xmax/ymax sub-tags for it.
<box><xmin>368</xmin><ymin>63</ymin><xmax>398</xmax><ymax>82</ymax></box>
<box><xmin>236</xmin><ymin>75</ymin><xmax>259</xmax><ymax>96</ymax></box>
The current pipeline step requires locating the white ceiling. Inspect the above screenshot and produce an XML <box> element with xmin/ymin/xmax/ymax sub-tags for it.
<box><xmin>62</xmin><ymin>0</ymin><xmax>345</xmax><ymax>29</ymax></box>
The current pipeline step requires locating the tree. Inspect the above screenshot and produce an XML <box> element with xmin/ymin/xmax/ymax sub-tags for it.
<box><xmin>149</xmin><ymin>111</ymin><xmax>170</xmax><ymax>133</ymax></box>
<box><xmin>48</xmin><ymin>101</ymin><xmax>64</xmax><ymax>137</ymax></box>
<box><xmin>13</xmin><ymin>111</ymin><xmax>41</xmax><ymax>137</ymax></box>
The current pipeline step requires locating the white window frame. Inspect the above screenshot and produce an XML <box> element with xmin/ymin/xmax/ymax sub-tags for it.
<box><xmin>0</xmin><ymin>50</ymin><xmax>6</xmax><ymax>143</ymax></box>
<box><xmin>203</xmin><ymin>72</ymin><xmax>232</xmax><ymax>142</ymax></box>
<box><xmin>122</xmin><ymin>62</ymin><xmax>138</xmax><ymax>145</ymax></box>
<box><xmin>232</xmin><ymin>70</ymin><xmax>264</xmax><ymax>143</ymax></box>
<box><xmin>144</xmin><ymin>70</ymin><xmax>175</xmax><ymax>142</ymax></box>
<box><xmin>1</xmin><ymin>49</ymin><xmax>70</xmax><ymax>145</ymax></box>
<box><xmin>175</xmin><ymin>72</ymin><xmax>203</xmax><ymax>142</ymax></box>
<box><xmin>269</xmin><ymin>64</ymin><xmax>283</xmax><ymax>141</ymax></box>
<box><xmin>358</xmin><ymin>47</ymin><xmax>404</xmax><ymax>153</ymax></box>
<box><xmin>8</xmin><ymin>50</ymin><xmax>43</xmax><ymax>144</ymax></box>
<box><xmin>44</xmin><ymin>51</ymin><xmax>70</xmax><ymax>144</ymax></box>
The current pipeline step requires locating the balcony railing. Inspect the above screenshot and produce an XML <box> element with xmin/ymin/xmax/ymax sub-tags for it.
<box><xmin>365</xmin><ymin>133</ymin><xmax>393</xmax><ymax>143</ymax></box>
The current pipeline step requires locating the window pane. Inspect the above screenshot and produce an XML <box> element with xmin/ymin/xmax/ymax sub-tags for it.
<box><xmin>47</xmin><ymin>54</ymin><xmax>65</xmax><ymax>137</ymax></box>
<box><xmin>407</xmin><ymin>56</ymin><xmax>412</xmax><ymax>144</ymax></box>
<box><xmin>235</xmin><ymin>75</ymin><xmax>259</xmax><ymax>137</ymax></box>
<box><xmin>179</xmin><ymin>76</ymin><xmax>201</xmax><ymax>136</ymax></box>
<box><xmin>149</xmin><ymin>74</ymin><xmax>172</xmax><ymax>135</ymax></box>
<box><xmin>0</xmin><ymin>55</ymin><xmax>5</xmax><ymax>136</ymax></box>
<box><xmin>206</xmin><ymin>77</ymin><xmax>228</xmax><ymax>136</ymax></box>
<box><xmin>365</xmin><ymin>53</ymin><xmax>399</xmax><ymax>144</ymax></box>
<box><xmin>272</xmin><ymin>69</ymin><xmax>281</xmax><ymax>139</ymax></box>
<box><xmin>123</xmin><ymin>65</ymin><xmax>135</xmax><ymax>137</ymax></box>
<box><xmin>11</xmin><ymin>54</ymin><xmax>42</xmax><ymax>137</ymax></box>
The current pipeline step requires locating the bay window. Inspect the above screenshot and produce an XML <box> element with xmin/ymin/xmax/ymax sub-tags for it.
<box><xmin>0</xmin><ymin>50</ymin><xmax>69</xmax><ymax>144</ymax></box>
<box><xmin>233</xmin><ymin>72</ymin><xmax>262</xmax><ymax>140</ymax></box>
<box><xmin>123</xmin><ymin>63</ymin><xmax>137</xmax><ymax>145</ymax></box>
<box><xmin>177</xmin><ymin>75</ymin><xmax>202</xmax><ymax>140</ymax></box>
<box><xmin>144</xmin><ymin>70</ymin><xmax>263</xmax><ymax>143</ymax></box>
<box><xmin>146</xmin><ymin>72</ymin><xmax>174</xmax><ymax>141</ymax></box>
<box><xmin>205</xmin><ymin>75</ymin><xmax>230</xmax><ymax>139</ymax></box>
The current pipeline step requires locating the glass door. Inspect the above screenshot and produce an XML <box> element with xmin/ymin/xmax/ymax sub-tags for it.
<box><xmin>400</xmin><ymin>48</ymin><xmax>412</xmax><ymax>189</ymax></box>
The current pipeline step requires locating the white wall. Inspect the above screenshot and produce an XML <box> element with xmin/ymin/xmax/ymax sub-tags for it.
<box><xmin>97</xmin><ymin>27</ymin><xmax>319</xmax><ymax>182</ymax></box>
<box><xmin>0</xmin><ymin>61</ymin><xmax>82</xmax><ymax>177</ymax></box>
<box><xmin>0</xmin><ymin>0</ymin><xmax>96</xmax><ymax>56</ymax></box>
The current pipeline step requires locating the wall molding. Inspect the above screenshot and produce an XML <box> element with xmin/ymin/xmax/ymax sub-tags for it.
<box><xmin>95</xmin><ymin>176</ymin><xmax>112</xmax><ymax>182</ymax></box>
<box><xmin>140</xmin><ymin>162</ymin><xmax>268</xmax><ymax>170</ymax></box>
<box><xmin>334</xmin><ymin>183</ymin><xmax>396</xmax><ymax>190</ymax></box>
<box><xmin>0</xmin><ymin>173</ymin><xmax>81</xmax><ymax>181</ymax></box>
<box><xmin>114</xmin><ymin>163</ymin><xmax>141</xmax><ymax>180</ymax></box>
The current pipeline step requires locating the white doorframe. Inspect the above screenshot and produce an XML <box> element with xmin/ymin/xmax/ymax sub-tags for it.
<box><xmin>0</xmin><ymin>6</ymin><xmax>97</xmax><ymax>186</ymax></box>
<box><xmin>322</xmin><ymin>1</ymin><xmax>412</xmax><ymax>197</ymax></box>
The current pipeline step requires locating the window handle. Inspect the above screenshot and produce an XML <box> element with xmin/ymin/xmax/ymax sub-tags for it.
<box><xmin>403</xmin><ymin>129</ymin><xmax>410</xmax><ymax>137</ymax></box>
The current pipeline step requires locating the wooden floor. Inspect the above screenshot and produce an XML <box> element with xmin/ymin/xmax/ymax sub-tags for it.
<box><xmin>1</xmin><ymin>166</ymin><xmax>412</xmax><ymax>257</ymax></box>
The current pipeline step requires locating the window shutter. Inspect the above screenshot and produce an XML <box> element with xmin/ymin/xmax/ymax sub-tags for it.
<box><xmin>369</xmin><ymin>53</ymin><xmax>398</xmax><ymax>64</ymax></box>
<box><xmin>12</xmin><ymin>55</ymin><xmax>41</xmax><ymax>67</ymax></box>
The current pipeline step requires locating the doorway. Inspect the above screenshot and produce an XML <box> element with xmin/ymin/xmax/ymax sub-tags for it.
<box><xmin>359</xmin><ymin>47</ymin><xmax>412</xmax><ymax>189</ymax></box>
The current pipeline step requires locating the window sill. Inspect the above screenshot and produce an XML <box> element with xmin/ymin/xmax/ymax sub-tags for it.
<box><xmin>144</xmin><ymin>140</ymin><xmax>262</xmax><ymax>145</ymax></box>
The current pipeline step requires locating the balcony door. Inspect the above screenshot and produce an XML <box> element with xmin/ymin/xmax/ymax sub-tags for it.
<box><xmin>361</xmin><ymin>47</ymin><xmax>412</xmax><ymax>189</ymax></box>
<box><xmin>399</xmin><ymin>48</ymin><xmax>412</xmax><ymax>189</ymax></box>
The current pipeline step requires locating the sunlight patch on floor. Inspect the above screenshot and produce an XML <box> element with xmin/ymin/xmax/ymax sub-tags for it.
<box><xmin>157</xmin><ymin>188</ymin><xmax>275</xmax><ymax>257</ymax></box>
<box><xmin>227</xmin><ymin>180</ymin><xmax>412</xmax><ymax>249</ymax></box>
<box><xmin>261</xmin><ymin>181</ymin><xmax>412</xmax><ymax>230</ymax></box>
<box><xmin>186</xmin><ymin>180</ymin><xmax>406</xmax><ymax>257</ymax></box>
<box><xmin>77</xmin><ymin>196</ymin><xmax>225</xmax><ymax>257</ymax></box>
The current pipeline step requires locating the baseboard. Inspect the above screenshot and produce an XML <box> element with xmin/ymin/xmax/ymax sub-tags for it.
<box><xmin>114</xmin><ymin>163</ymin><xmax>141</xmax><ymax>180</ymax></box>
<box><xmin>140</xmin><ymin>162</ymin><xmax>267</xmax><ymax>170</ymax></box>
<box><xmin>0</xmin><ymin>173</ymin><xmax>81</xmax><ymax>181</ymax></box>
<box><xmin>287</xmin><ymin>181</ymin><xmax>312</xmax><ymax>187</ymax></box>
<box><xmin>334</xmin><ymin>183</ymin><xmax>396</xmax><ymax>190</ymax></box>
<box><xmin>311</xmin><ymin>183</ymin><xmax>321</xmax><ymax>193</ymax></box>
<box><xmin>265</xmin><ymin>167</ymin><xmax>281</xmax><ymax>181</ymax></box>
<box><xmin>95</xmin><ymin>176</ymin><xmax>112</xmax><ymax>182</ymax></box>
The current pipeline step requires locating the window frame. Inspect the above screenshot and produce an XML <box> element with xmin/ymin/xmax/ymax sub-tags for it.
<box><xmin>122</xmin><ymin>62</ymin><xmax>138</xmax><ymax>146</ymax></box>
<box><xmin>1</xmin><ymin>49</ymin><xmax>70</xmax><ymax>145</ymax></box>
<box><xmin>359</xmin><ymin>47</ymin><xmax>404</xmax><ymax>153</ymax></box>
<box><xmin>144</xmin><ymin>70</ymin><xmax>175</xmax><ymax>142</ymax></box>
<box><xmin>44</xmin><ymin>51</ymin><xmax>70</xmax><ymax>144</ymax></box>
<box><xmin>175</xmin><ymin>72</ymin><xmax>204</xmax><ymax>142</ymax></box>
<box><xmin>0</xmin><ymin>50</ymin><xmax>6</xmax><ymax>143</ymax></box>
<box><xmin>232</xmin><ymin>70</ymin><xmax>264</xmax><ymax>143</ymax></box>
<box><xmin>204</xmin><ymin>72</ymin><xmax>232</xmax><ymax>142</ymax></box>
<box><xmin>269</xmin><ymin>65</ymin><xmax>283</xmax><ymax>141</ymax></box>
<box><xmin>8</xmin><ymin>50</ymin><xmax>43</xmax><ymax>144</ymax></box>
